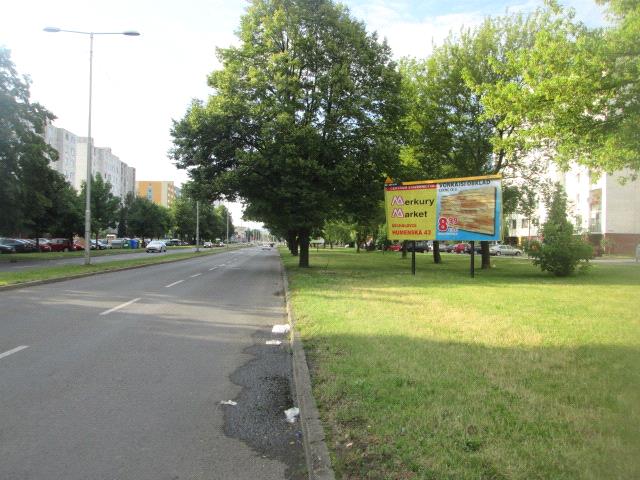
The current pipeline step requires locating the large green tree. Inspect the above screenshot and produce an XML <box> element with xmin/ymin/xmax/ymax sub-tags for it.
<box><xmin>79</xmin><ymin>173</ymin><xmax>120</xmax><ymax>243</ymax></box>
<box><xmin>171</xmin><ymin>0</ymin><xmax>402</xmax><ymax>267</ymax></box>
<box><xmin>0</xmin><ymin>47</ymin><xmax>58</xmax><ymax>235</ymax></box>
<box><xmin>128</xmin><ymin>197</ymin><xmax>172</xmax><ymax>241</ymax></box>
<box><xmin>400</xmin><ymin>8</ymin><xmax>563</xmax><ymax>268</ymax></box>
<box><xmin>481</xmin><ymin>1</ymin><xmax>640</xmax><ymax>175</ymax></box>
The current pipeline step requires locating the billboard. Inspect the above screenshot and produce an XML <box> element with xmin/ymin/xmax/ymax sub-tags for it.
<box><xmin>384</xmin><ymin>175</ymin><xmax>502</xmax><ymax>241</ymax></box>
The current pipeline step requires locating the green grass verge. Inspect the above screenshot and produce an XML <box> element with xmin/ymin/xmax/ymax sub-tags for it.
<box><xmin>283</xmin><ymin>248</ymin><xmax>640</xmax><ymax>479</ymax></box>
<box><xmin>0</xmin><ymin>247</ymin><xmax>239</xmax><ymax>287</ymax></box>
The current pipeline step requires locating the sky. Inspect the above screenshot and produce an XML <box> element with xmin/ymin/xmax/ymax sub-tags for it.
<box><xmin>0</xmin><ymin>0</ymin><xmax>607</xmax><ymax>228</ymax></box>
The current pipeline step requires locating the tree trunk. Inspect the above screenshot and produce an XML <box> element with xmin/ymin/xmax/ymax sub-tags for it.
<box><xmin>298</xmin><ymin>229</ymin><xmax>310</xmax><ymax>268</ymax></box>
<box><xmin>433</xmin><ymin>240</ymin><xmax>442</xmax><ymax>264</ymax></box>
<box><xmin>481</xmin><ymin>241</ymin><xmax>491</xmax><ymax>269</ymax></box>
<box><xmin>356</xmin><ymin>233</ymin><xmax>361</xmax><ymax>253</ymax></box>
<box><xmin>287</xmin><ymin>230</ymin><xmax>299</xmax><ymax>256</ymax></box>
<box><xmin>401</xmin><ymin>240</ymin><xmax>407</xmax><ymax>259</ymax></box>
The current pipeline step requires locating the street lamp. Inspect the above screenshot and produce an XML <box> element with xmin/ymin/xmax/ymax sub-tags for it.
<box><xmin>44</xmin><ymin>27</ymin><xmax>140</xmax><ymax>265</ymax></box>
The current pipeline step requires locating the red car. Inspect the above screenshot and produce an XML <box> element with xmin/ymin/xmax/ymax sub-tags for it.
<box><xmin>386</xmin><ymin>243</ymin><xmax>402</xmax><ymax>251</ymax></box>
<box><xmin>453</xmin><ymin>243</ymin><xmax>470</xmax><ymax>254</ymax></box>
<box><xmin>49</xmin><ymin>238</ymin><xmax>81</xmax><ymax>252</ymax></box>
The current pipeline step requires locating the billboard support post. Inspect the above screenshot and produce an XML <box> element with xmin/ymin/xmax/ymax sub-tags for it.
<box><xmin>411</xmin><ymin>241</ymin><xmax>416</xmax><ymax>276</ymax></box>
<box><xmin>470</xmin><ymin>241</ymin><xmax>475</xmax><ymax>278</ymax></box>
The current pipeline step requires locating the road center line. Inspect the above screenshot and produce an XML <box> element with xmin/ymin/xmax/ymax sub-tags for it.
<box><xmin>165</xmin><ymin>279</ymin><xmax>185</xmax><ymax>288</ymax></box>
<box><xmin>0</xmin><ymin>345</ymin><xmax>29</xmax><ymax>360</ymax></box>
<box><xmin>100</xmin><ymin>297</ymin><xmax>141</xmax><ymax>316</ymax></box>
<box><xmin>208</xmin><ymin>267</ymin><xmax>218</xmax><ymax>271</ymax></box>
<box><xmin>190</xmin><ymin>273</ymin><xmax>202</xmax><ymax>278</ymax></box>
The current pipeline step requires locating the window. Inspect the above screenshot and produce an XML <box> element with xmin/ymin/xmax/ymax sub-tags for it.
<box><xmin>511</xmin><ymin>219</ymin><xmax>517</xmax><ymax>229</ymax></box>
<box><xmin>522</xmin><ymin>219</ymin><xmax>529</xmax><ymax>228</ymax></box>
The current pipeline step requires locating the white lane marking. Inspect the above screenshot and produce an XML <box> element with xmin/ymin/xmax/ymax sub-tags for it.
<box><xmin>190</xmin><ymin>273</ymin><xmax>202</xmax><ymax>278</ymax></box>
<box><xmin>0</xmin><ymin>345</ymin><xmax>29</xmax><ymax>360</ymax></box>
<box><xmin>100</xmin><ymin>297</ymin><xmax>141</xmax><ymax>316</ymax></box>
<box><xmin>165</xmin><ymin>280</ymin><xmax>185</xmax><ymax>288</ymax></box>
<box><xmin>208</xmin><ymin>267</ymin><xmax>218</xmax><ymax>271</ymax></box>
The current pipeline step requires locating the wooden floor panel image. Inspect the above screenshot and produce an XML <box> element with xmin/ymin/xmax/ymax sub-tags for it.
<box><xmin>439</xmin><ymin>186</ymin><xmax>496</xmax><ymax>235</ymax></box>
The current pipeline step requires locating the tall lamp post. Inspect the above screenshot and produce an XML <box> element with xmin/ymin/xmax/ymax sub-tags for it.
<box><xmin>44</xmin><ymin>27</ymin><xmax>140</xmax><ymax>265</ymax></box>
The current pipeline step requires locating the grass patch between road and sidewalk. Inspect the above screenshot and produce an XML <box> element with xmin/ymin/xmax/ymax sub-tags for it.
<box><xmin>0</xmin><ymin>247</ymin><xmax>241</xmax><ymax>287</ymax></box>
<box><xmin>282</xmin><ymin>248</ymin><xmax>640</xmax><ymax>479</ymax></box>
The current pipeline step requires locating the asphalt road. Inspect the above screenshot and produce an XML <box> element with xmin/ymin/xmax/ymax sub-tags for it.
<box><xmin>0</xmin><ymin>246</ymin><xmax>305</xmax><ymax>479</ymax></box>
<box><xmin>0</xmin><ymin>247</ymin><xmax>205</xmax><ymax>272</ymax></box>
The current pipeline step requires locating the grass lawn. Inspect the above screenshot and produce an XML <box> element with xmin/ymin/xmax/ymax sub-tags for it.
<box><xmin>282</xmin><ymin>248</ymin><xmax>640</xmax><ymax>479</ymax></box>
<box><xmin>0</xmin><ymin>247</ymin><xmax>238</xmax><ymax>287</ymax></box>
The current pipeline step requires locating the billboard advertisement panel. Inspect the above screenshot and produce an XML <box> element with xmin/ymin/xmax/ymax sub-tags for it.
<box><xmin>384</xmin><ymin>175</ymin><xmax>502</xmax><ymax>241</ymax></box>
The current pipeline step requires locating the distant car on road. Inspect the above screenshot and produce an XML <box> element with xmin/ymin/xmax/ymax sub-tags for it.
<box><xmin>490</xmin><ymin>244</ymin><xmax>523</xmax><ymax>256</ymax></box>
<box><xmin>146</xmin><ymin>240</ymin><xmax>166</xmax><ymax>253</ymax></box>
<box><xmin>203</xmin><ymin>241</ymin><xmax>213</xmax><ymax>248</ymax></box>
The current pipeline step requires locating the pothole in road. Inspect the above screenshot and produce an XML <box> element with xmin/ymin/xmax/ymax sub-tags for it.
<box><xmin>224</xmin><ymin>329</ymin><xmax>306</xmax><ymax>479</ymax></box>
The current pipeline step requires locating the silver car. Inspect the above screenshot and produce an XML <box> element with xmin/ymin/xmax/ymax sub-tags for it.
<box><xmin>146</xmin><ymin>240</ymin><xmax>166</xmax><ymax>253</ymax></box>
<box><xmin>490</xmin><ymin>244</ymin><xmax>523</xmax><ymax>256</ymax></box>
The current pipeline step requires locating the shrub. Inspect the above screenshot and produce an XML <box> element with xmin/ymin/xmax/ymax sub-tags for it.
<box><xmin>528</xmin><ymin>184</ymin><xmax>593</xmax><ymax>276</ymax></box>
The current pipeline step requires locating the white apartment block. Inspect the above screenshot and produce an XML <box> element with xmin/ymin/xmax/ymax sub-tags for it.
<box><xmin>45</xmin><ymin>124</ymin><xmax>135</xmax><ymax>200</ymax></box>
<box><xmin>507</xmin><ymin>162</ymin><xmax>640</xmax><ymax>255</ymax></box>
<box><xmin>44</xmin><ymin>126</ymin><xmax>77</xmax><ymax>186</ymax></box>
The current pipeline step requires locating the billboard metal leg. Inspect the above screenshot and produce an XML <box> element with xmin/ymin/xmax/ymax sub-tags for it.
<box><xmin>412</xmin><ymin>241</ymin><xmax>416</xmax><ymax>276</ymax></box>
<box><xmin>470</xmin><ymin>241</ymin><xmax>475</xmax><ymax>278</ymax></box>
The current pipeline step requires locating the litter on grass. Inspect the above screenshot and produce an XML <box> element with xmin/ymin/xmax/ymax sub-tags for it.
<box><xmin>272</xmin><ymin>324</ymin><xmax>291</xmax><ymax>334</ymax></box>
<box><xmin>266</xmin><ymin>340</ymin><xmax>282</xmax><ymax>345</ymax></box>
<box><xmin>220</xmin><ymin>400</ymin><xmax>237</xmax><ymax>406</ymax></box>
<box><xmin>284</xmin><ymin>407</ymin><xmax>300</xmax><ymax>423</ymax></box>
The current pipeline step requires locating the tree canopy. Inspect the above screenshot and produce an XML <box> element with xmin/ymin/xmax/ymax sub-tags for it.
<box><xmin>171</xmin><ymin>0</ymin><xmax>403</xmax><ymax>266</ymax></box>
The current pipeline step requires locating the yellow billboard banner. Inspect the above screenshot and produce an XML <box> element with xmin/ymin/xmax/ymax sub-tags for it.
<box><xmin>385</xmin><ymin>183</ymin><xmax>438</xmax><ymax>239</ymax></box>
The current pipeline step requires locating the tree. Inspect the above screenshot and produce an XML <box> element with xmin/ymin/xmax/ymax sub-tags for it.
<box><xmin>79</xmin><ymin>173</ymin><xmax>120</xmax><ymax>243</ymax></box>
<box><xmin>171</xmin><ymin>0</ymin><xmax>402</xmax><ymax>267</ymax></box>
<box><xmin>128</xmin><ymin>197</ymin><xmax>171</xmax><ymax>241</ymax></box>
<box><xmin>489</xmin><ymin>1</ymin><xmax>640</xmax><ymax>175</ymax></box>
<box><xmin>117</xmin><ymin>192</ymin><xmax>136</xmax><ymax>238</ymax></box>
<box><xmin>528</xmin><ymin>183</ymin><xmax>592</xmax><ymax>276</ymax></box>
<box><xmin>0</xmin><ymin>47</ymin><xmax>58</xmax><ymax>235</ymax></box>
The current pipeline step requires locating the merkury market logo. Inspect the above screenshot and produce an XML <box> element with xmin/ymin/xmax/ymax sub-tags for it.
<box><xmin>391</xmin><ymin>195</ymin><xmax>434</xmax><ymax>218</ymax></box>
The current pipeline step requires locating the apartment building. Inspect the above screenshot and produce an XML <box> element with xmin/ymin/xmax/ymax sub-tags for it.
<box><xmin>44</xmin><ymin>124</ymin><xmax>135</xmax><ymax>200</ymax></box>
<box><xmin>135</xmin><ymin>180</ymin><xmax>179</xmax><ymax>208</ymax></box>
<box><xmin>507</xmin><ymin>163</ymin><xmax>640</xmax><ymax>254</ymax></box>
<box><xmin>44</xmin><ymin>126</ymin><xmax>77</xmax><ymax>186</ymax></box>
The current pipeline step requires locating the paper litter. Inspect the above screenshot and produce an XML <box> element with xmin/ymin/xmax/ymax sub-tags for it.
<box><xmin>271</xmin><ymin>324</ymin><xmax>291</xmax><ymax>334</ymax></box>
<box><xmin>284</xmin><ymin>407</ymin><xmax>300</xmax><ymax>423</ymax></box>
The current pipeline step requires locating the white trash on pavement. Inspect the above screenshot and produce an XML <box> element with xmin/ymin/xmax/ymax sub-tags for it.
<box><xmin>284</xmin><ymin>407</ymin><xmax>300</xmax><ymax>423</ymax></box>
<box><xmin>220</xmin><ymin>400</ymin><xmax>237</xmax><ymax>406</ymax></box>
<box><xmin>272</xmin><ymin>324</ymin><xmax>291</xmax><ymax>334</ymax></box>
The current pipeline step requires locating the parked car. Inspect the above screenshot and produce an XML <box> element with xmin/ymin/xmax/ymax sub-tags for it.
<box><xmin>490</xmin><ymin>244</ymin><xmax>523</xmax><ymax>256</ymax></box>
<box><xmin>406</xmin><ymin>241</ymin><xmax>431</xmax><ymax>253</ymax></box>
<box><xmin>90</xmin><ymin>239</ymin><xmax>109</xmax><ymax>250</ymax></box>
<box><xmin>203</xmin><ymin>241</ymin><xmax>213</xmax><ymax>248</ymax></box>
<box><xmin>0</xmin><ymin>238</ymin><xmax>37</xmax><ymax>253</ymax></box>
<box><xmin>45</xmin><ymin>238</ymin><xmax>74</xmax><ymax>252</ymax></box>
<box><xmin>440</xmin><ymin>243</ymin><xmax>456</xmax><ymax>253</ymax></box>
<box><xmin>17</xmin><ymin>239</ymin><xmax>43</xmax><ymax>253</ymax></box>
<box><xmin>453</xmin><ymin>243</ymin><xmax>471</xmax><ymax>254</ymax></box>
<box><xmin>146</xmin><ymin>240</ymin><xmax>167</xmax><ymax>253</ymax></box>
<box><xmin>386</xmin><ymin>243</ymin><xmax>402</xmax><ymax>252</ymax></box>
<box><xmin>34</xmin><ymin>238</ymin><xmax>53</xmax><ymax>252</ymax></box>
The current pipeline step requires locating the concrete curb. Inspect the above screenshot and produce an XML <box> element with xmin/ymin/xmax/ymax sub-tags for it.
<box><xmin>0</xmin><ymin>248</ymin><xmax>240</xmax><ymax>292</ymax></box>
<box><xmin>280</xmin><ymin>262</ymin><xmax>336</xmax><ymax>480</ymax></box>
